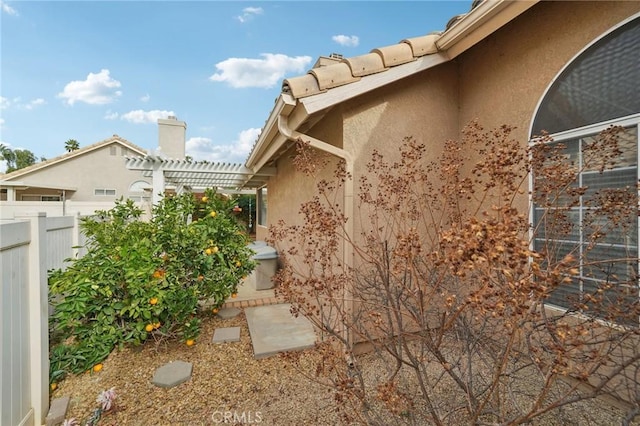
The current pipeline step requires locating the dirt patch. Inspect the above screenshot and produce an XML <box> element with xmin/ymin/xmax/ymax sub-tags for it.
<box><xmin>52</xmin><ymin>310</ymin><xmax>634</xmax><ymax>425</ymax></box>
<box><xmin>54</xmin><ymin>312</ymin><xmax>338</xmax><ymax>425</ymax></box>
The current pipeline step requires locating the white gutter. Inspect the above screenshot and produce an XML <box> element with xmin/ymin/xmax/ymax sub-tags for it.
<box><xmin>245</xmin><ymin>95</ymin><xmax>296</xmax><ymax>172</ymax></box>
<box><xmin>277</xmin><ymin>111</ymin><xmax>356</xmax><ymax>353</ymax></box>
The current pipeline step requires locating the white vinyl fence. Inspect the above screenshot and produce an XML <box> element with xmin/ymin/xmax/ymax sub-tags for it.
<box><xmin>1</xmin><ymin>213</ymin><xmax>84</xmax><ymax>426</ymax></box>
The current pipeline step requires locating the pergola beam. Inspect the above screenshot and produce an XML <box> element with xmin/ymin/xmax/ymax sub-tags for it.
<box><xmin>124</xmin><ymin>156</ymin><xmax>273</xmax><ymax>203</ymax></box>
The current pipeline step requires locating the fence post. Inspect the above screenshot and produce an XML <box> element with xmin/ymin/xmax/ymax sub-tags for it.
<box><xmin>72</xmin><ymin>212</ymin><xmax>81</xmax><ymax>260</ymax></box>
<box><xmin>17</xmin><ymin>212</ymin><xmax>49</xmax><ymax>425</ymax></box>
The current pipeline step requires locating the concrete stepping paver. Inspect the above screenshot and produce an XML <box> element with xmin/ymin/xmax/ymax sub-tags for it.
<box><xmin>244</xmin><ymin>303</ymin><xmax>316</xmax><ymax>359</ymax></box>
<box><xmin>213</xmin><ymin>326</ymin><xmax>241</xmax><ymax>343</ymax></box>
<box><xmin>217</xmin><ymin>307</ymin><xmax>241</xmax><ymax>319</ymax></box>
<box><xmin>46</xmin><ymin>396</ymin><xmax>70</xmax><ymax>426</ymax></box>
<box><xmin>152</xmin><ymin>360</ymin><xmax>193</xmax><ymax>388</ymax></box>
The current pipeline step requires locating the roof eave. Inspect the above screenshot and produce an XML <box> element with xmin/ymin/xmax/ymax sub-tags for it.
<box><xmin>245</xmin><ymin>94</ymin><xmax>296</xmax><ymax>171</ymax></box>
<box><xmin>242</xmin><ymin>0</ymin><xmax>542</xmax><ymax>177</ymax></box>
<box><xmin>436</xmin><ymin>0</ymin><xmax>540</xmax><ymax>59</ymax></box>
<box><xmin>1</xmin><ymin>137</ymin><xmax>147</xmax><ymax>181</ymax></box>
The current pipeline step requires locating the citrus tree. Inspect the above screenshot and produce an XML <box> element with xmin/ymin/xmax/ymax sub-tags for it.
<box><xmin>49</xmin><ymin>189</ymin><xmax>255</xmax><ymax>383</ymax></box>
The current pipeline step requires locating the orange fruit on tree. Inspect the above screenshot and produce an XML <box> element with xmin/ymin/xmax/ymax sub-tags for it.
<box><xmin>149</xmin><ymin>297</ymin><xmax>158</xmax><ymax>305</ymax></box>
<box><xmin>205</xmin><ymin>248</ymin><xmax>212</xmax><ymax>255</ymax></box>
<box><xmin>235</xmin><ymin>261</ymin><xmax>242</xmax><ymax>267</ymax></box>
<box><xmin>201</xmin><ymin>196</ymin><xmax>208</xmax><ymax>203</ymax></box>
<box><xmin>197</xmin><ymin>275</ymin><xmax>204</xmax><ymax>281</ymax></box>
<box><xmin>209</xmin><ymin>211</ymin><xmax>217</xmax><ymax>218</ymax></box>
<box><xmin>186</xmin><ymin>339</ymin><xmax>195</xmax><ymax>346</ymax></box>
<box><xmin>154</xmin><ymin>322</ymin><xmax>161</xmax><ymax>329</ymax></box>
<box><xmin>231</xmin><ymin>293</ymin><xmax>238</xmax><ymax>299</ymax></box>
<box><xmin>93</xmin><ymin>364</ymin><xmax>103</xmax><ymax>373</ymax></box>
<box><xmin>145</xmin><ymin>324</ymin><xmax>154</xmax><ymax>332</ymax></box>
<box><xmin>51</xmin><ymin>383</ymin><xmax>58</xmax><ymax>391</ymax></box>
<box><xmin>212</xmin><ymin>308</ymin><xmax>219</xmax><ymax>314</ymax></box>
<box><xmin>212</xmin><ymin>246</ymin><xmax>219</xmax><ymax>253</ymax></box>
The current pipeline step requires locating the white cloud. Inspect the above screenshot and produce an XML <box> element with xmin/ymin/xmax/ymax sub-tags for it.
<box><xmin>236</xmin><ymin>6</ymin><xmax>263</xmax><ymax>23</ymax></box>
<box><xmin>186</xmin><ymin>127</ymin><xmax>261</xmax><ymax>163</ymax></box>
<box><xmin>104</xmin><ymin>110</ymin><xmax>119</xmax><ymax>120</ymax></box>
<box><xmin>57</xmin><ymin>69</ymin><xmax>122</xmax><ymax>105</ymax></box>
<box><xmin>24</xmin><ymin>98</ymin><xmax>45</xmax><ymax>110</ymax></box>
<box><xmin>209</xmin><ymin>53</ymin><xmax>312</xmax><ymax>89</ymax></box>
<box><xmin>332</xmin><ymin>35</ymin><xmax>359</xmax><ymax>47</ymax></box>
<box><xmin>0</xmin><ymin>118</ymin><xmax>4</xmax><ymax>127</ymax></box>
<box><xmin>1</xmin><ymin>1</ymin><xmax>18</xmax><ymax>16</ymax></box>
<box><xmin>140</xmin><ymin>94</ymin><xmax>150</xmax><ymax>102</ymax></box>
<box><xmin>1</xmin><ymin>96</ymin><xmax>45</xmax><ymax>110</ymax></box>
<box><xmin>119</xmin><ymin>109</ymin><xmax>175</xmax><ymax>124</ymax></box>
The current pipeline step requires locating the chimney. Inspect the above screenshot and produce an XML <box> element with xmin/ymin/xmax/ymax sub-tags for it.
<box><xmin>158</xmin><ymin>115</ymin><xmax>186</xmax><ymax>159</ymax></box>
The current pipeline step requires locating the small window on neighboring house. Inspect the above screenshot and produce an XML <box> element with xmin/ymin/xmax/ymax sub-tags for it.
<box><xmin>95</xmin><ymin>188</ymin><xmax>116</xmax><ymax>196</ymax></box>
<box><xmin>41</xmin><ymin>195</ymin><xmax>61</xmax><ymax>202</ymax></box>
<box><xmin>531</xmin><ymin>16</ymin><xmax>640</xmax><ymax>324</ymax></box>
<box><xmin>110</xmin><ymin>146</ymin><xmax>117</xmax><ymax>156</ymax></box>
<box><xmin>257</xmin><ymin>187</ymin><xmax>267</xmax><ymax>226</ymax></box>
<box><xmin>121</xmin><ymin>147</ymin><xmax>128</xmax><ymax>156</ymax></box>
<box><xmin>0</xmin><ymin>189</ymin><xmax>7</xmax><ymax>201</ymax></box>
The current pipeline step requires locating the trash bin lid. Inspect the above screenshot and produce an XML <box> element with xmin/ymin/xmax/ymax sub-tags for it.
<box><xmin>251</xmin><ymin>245</ymin><xmax>278</xmax><ymax>260</ymax></box>
<box><xmin>248</xmin><ymin>241</ymin><xmax>268</xmax><ymax>250</ymax></box>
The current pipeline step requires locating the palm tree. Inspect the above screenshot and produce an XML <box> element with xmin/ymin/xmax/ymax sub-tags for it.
<box><xmin>0</xmin><ymin>143</ymin><xmax>16</xmax><ymax>171</ymax></box>
<box><xmin>65</xmin><ymin>139</ymin><xmax>80</xmax><ymax>152</ymax></box>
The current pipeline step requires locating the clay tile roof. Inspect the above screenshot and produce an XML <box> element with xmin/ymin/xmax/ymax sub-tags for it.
<box><xmin>402</xmin><ymin>33</ymin><xmax>441</xmax><ymax>56</ymax></box>
<box><xmin>278</xmin><ymin>2</ymin><xmax>507</xmax><ymax>103</ymax></box>
<box><xmin>281</xmin><ymin>30</ymin><xmax>445</xmax><ymax>100</ymax></box>
<box><xmin>371</xmin><ymin>42</ymin><xmax>416</xmax><ymax>67</ymax></box>
<box><xmin>282</xmin><ymin>74</ymin><xmax>325</xmax><ymax>98</ymax></box>
<box><xmin>308</xmin><ymin>62</ymin><xmax>360</xmax><ymax>90</ymax></box>
<box><xmin>342</xmin><ymin>52</ymin><xmax>386</xmax><ymax>77</ymax></box>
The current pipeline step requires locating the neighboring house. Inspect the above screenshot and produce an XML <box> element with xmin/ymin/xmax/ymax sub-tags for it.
<box><xmin>0</xmin><ymin>136</ymin><xmax>148</xmax><ymax>203</ymax></box>
<box><xmin>0</xmin><ymin>116</ymin><xmax>187</xmax><ymax>218</ymax></box>
<box><xmin>244</xmin><ymin>1</ymin><xmax>640</xmax><ymax>315</ymax></box>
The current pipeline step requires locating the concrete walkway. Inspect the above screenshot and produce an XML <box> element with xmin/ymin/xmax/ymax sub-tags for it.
<box><xmin>220</xmin><ymin>277</ymin><xmax>317</xmax><ymax>359</ymax></box>
<box><xmin>244</xmin><ymin>303</ymin><xmax>316</xmax><ymax>358</ymax></box>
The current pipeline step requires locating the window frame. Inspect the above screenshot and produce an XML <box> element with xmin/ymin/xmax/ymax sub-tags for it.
<box><xmin>94</xmin><ymin>188</ymin><xmax>116</xmax><ymax>196</ymax></box>
<box><xmin>529</xmin><ymin>114</ymin><xmax>640</xmax><ymax>316</ymax></box>
<box><xmin>257</xmin><ymin>186</ymin><xmax>267</xmax><ymax>227</ymax></box>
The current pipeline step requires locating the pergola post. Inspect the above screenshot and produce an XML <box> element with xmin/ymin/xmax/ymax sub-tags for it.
<box><xmin>152</xmin><ymin>161</ymin><xmax>165</xmax><ymax>205</ymax></box>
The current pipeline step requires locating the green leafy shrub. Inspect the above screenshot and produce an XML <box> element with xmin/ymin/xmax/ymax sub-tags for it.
<box><xmin>49</xmin><ymin>190</ymin><xmax>255</xmax><ymax>382</ymax></box>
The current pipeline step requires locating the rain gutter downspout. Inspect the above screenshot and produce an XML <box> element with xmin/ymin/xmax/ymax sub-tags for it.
<box><xmin>277</xmin><ymin>113</ymin><xmax>356</xmax><ymax>357</ymax></box>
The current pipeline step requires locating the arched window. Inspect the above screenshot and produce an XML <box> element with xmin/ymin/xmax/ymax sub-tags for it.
<box><xmin>128</xmin><ymin>180</ymin><xmax>151</xmax><ymax>202</ymax></box>
<box><xmin>531</xmin><ymin>15</ymin><xmax>640</xmax><ymax>322</ymax></box>
<box><xmin>532</xmin><ymin>17</ymin><xmax>640</xmax><ymax>136</ymax></box>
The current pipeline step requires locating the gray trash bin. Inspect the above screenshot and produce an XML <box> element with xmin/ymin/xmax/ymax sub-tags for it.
<box><xmin>248</xmin><ymin>241</ymin><xmax>278</xmax><ymax>290</ymax></box>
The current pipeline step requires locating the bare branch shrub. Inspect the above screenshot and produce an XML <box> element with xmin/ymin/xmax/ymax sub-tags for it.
<box><xmin>269</xmin><ymin>121</ymin><xmax>640</xmax><ymax>425</ymax></box>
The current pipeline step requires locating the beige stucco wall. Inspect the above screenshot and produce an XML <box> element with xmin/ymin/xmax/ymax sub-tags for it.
<box><xmin>458</xmin><ymin>1</ymin><xmax>640</xmax><ymax>139</ymax></box>
<box><xmin>261</xmin><ymin>1</ymin><xmax>640</xmax><ymax>248</ymax></box>
<box><xmin>6</xmin><ymin>143</ymin><xmax>149</xmax><ymax>202</ymax></box>
<box><xmin>455</xmin><ymin>1</ymin><xmax>640</xmax><ymax>213</ymax></box>
<box><xmin>255</xmin><ymin>108</ymin><xmax>344</xmax><ymax>241</ymax></box>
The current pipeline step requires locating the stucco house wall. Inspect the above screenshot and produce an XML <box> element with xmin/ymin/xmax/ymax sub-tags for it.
<box><xmin>457</xmin><ymin>1</ymin><xmax>640</xmax><ymax>138</ymax></box>
<box><xmin>253</xmin><ymin>1</ymin><xmax>640</xmax><ymax>242</ymax></box>
<box><xmin>0</xmin><ymin>137</ymin><xmax>150</xmax><ymax>205</ymax></box>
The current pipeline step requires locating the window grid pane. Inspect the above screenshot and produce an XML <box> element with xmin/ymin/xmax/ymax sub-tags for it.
<box><xmin>535</xmin><ymin>127</ymin><xmax>638</xmax><ymax>321</ymax></box>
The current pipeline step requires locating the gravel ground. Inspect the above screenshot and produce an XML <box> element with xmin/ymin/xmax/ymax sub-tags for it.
<box><xmin>53</xmin><ymin>310</ymin><xmax>636</xmax><ymax>426</ymax></box>
<box><xmin>54</xmin><ymin>311</ymin><xmax>340</xmax><ymax>426</ymax></box>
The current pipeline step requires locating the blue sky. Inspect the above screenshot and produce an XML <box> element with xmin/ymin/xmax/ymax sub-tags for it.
<box><xmin>0</xmin><ymin>1</ymin><xmax>471</xmax><ymax>171</ymax></box>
